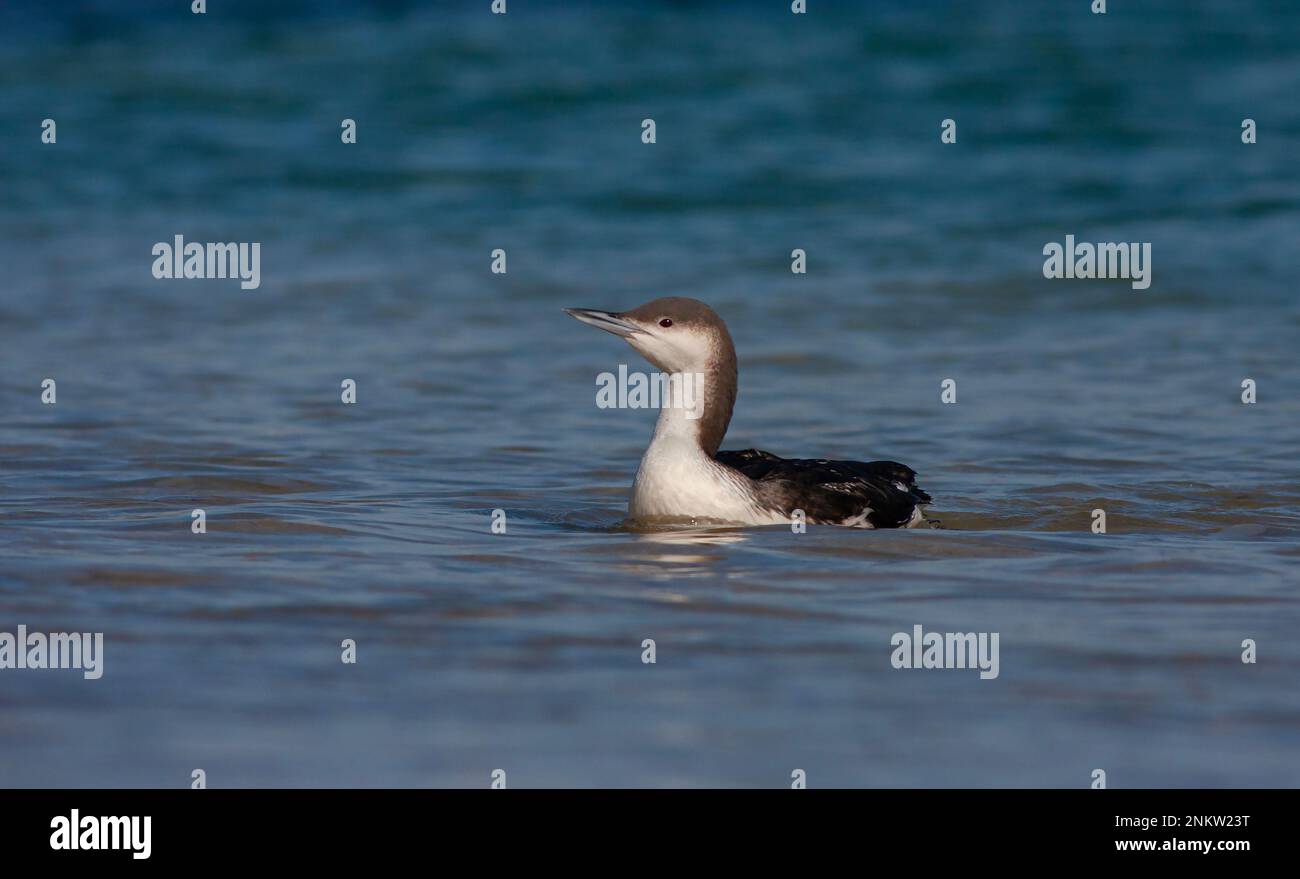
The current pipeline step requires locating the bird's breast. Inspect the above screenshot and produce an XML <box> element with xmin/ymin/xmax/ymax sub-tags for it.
<box><xmin>628</xmin><ymin>438</ymin><xmax>786</xmax><ymax>525</ymax></box>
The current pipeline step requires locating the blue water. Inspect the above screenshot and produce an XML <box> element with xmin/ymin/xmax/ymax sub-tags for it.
<box><xmin>1</xmin><ymin>0</ymin><xmax>1298</xmax><ymax>787</ymax></box>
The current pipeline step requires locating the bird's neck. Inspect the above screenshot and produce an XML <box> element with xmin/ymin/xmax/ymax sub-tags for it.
<box><xmin>647</xmin><ymin>356</ymin><xmax>736</xmax><ymax>458</ymax></box>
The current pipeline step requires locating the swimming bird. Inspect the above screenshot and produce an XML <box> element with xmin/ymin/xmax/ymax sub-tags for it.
<box><xmin>565</xmin><ymin>297</ymin><xmax>931</xmax><ymax>528</ymax></box>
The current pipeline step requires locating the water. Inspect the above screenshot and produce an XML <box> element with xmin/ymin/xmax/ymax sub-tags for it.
<box><xmin>1</xmin><ymin>0</ymin><xmax>1298</xmax><ymax>787</ymax></box>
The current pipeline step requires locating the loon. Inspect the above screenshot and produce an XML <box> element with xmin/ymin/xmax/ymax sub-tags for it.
<box><xmin>565</xmin><ymin>297</ymin><xmax>932</xmax><ymax>528</ymax></box>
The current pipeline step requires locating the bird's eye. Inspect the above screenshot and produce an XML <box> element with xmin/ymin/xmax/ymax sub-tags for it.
<box><xmin>659</xmin><ymin>318</ymin><xmax>673</xmax><ymax>328</ymax></box>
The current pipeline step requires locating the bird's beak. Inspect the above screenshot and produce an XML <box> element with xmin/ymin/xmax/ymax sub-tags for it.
<box><xmin>563</xmin><ymin>307</ymin><xmax>643</xmax><ymax>338</ymax></box>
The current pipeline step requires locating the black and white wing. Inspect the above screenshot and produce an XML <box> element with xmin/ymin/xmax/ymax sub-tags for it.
<box><xmin>714</xmin><ymin>448</ymin><xmax>931</xmax><ymax>528</ymax></box>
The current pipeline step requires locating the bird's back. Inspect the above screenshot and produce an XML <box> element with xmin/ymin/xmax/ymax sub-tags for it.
<box><xmin>714</xmin><ymin>448</ymin><xmax>931</xmax><ymax>528</ymax></box>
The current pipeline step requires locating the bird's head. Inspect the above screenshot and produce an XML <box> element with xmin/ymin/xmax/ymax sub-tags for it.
<box><xmin>563</xmin><ymin>296</ymin><xmax>733</xmax><ymax>375</ymax></box>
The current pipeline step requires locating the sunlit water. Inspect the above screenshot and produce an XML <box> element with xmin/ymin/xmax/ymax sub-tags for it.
<box><xmin>1</xmin><ymin>1</ymin><xmax>1298</xmax><ymax>787</ymax></box>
